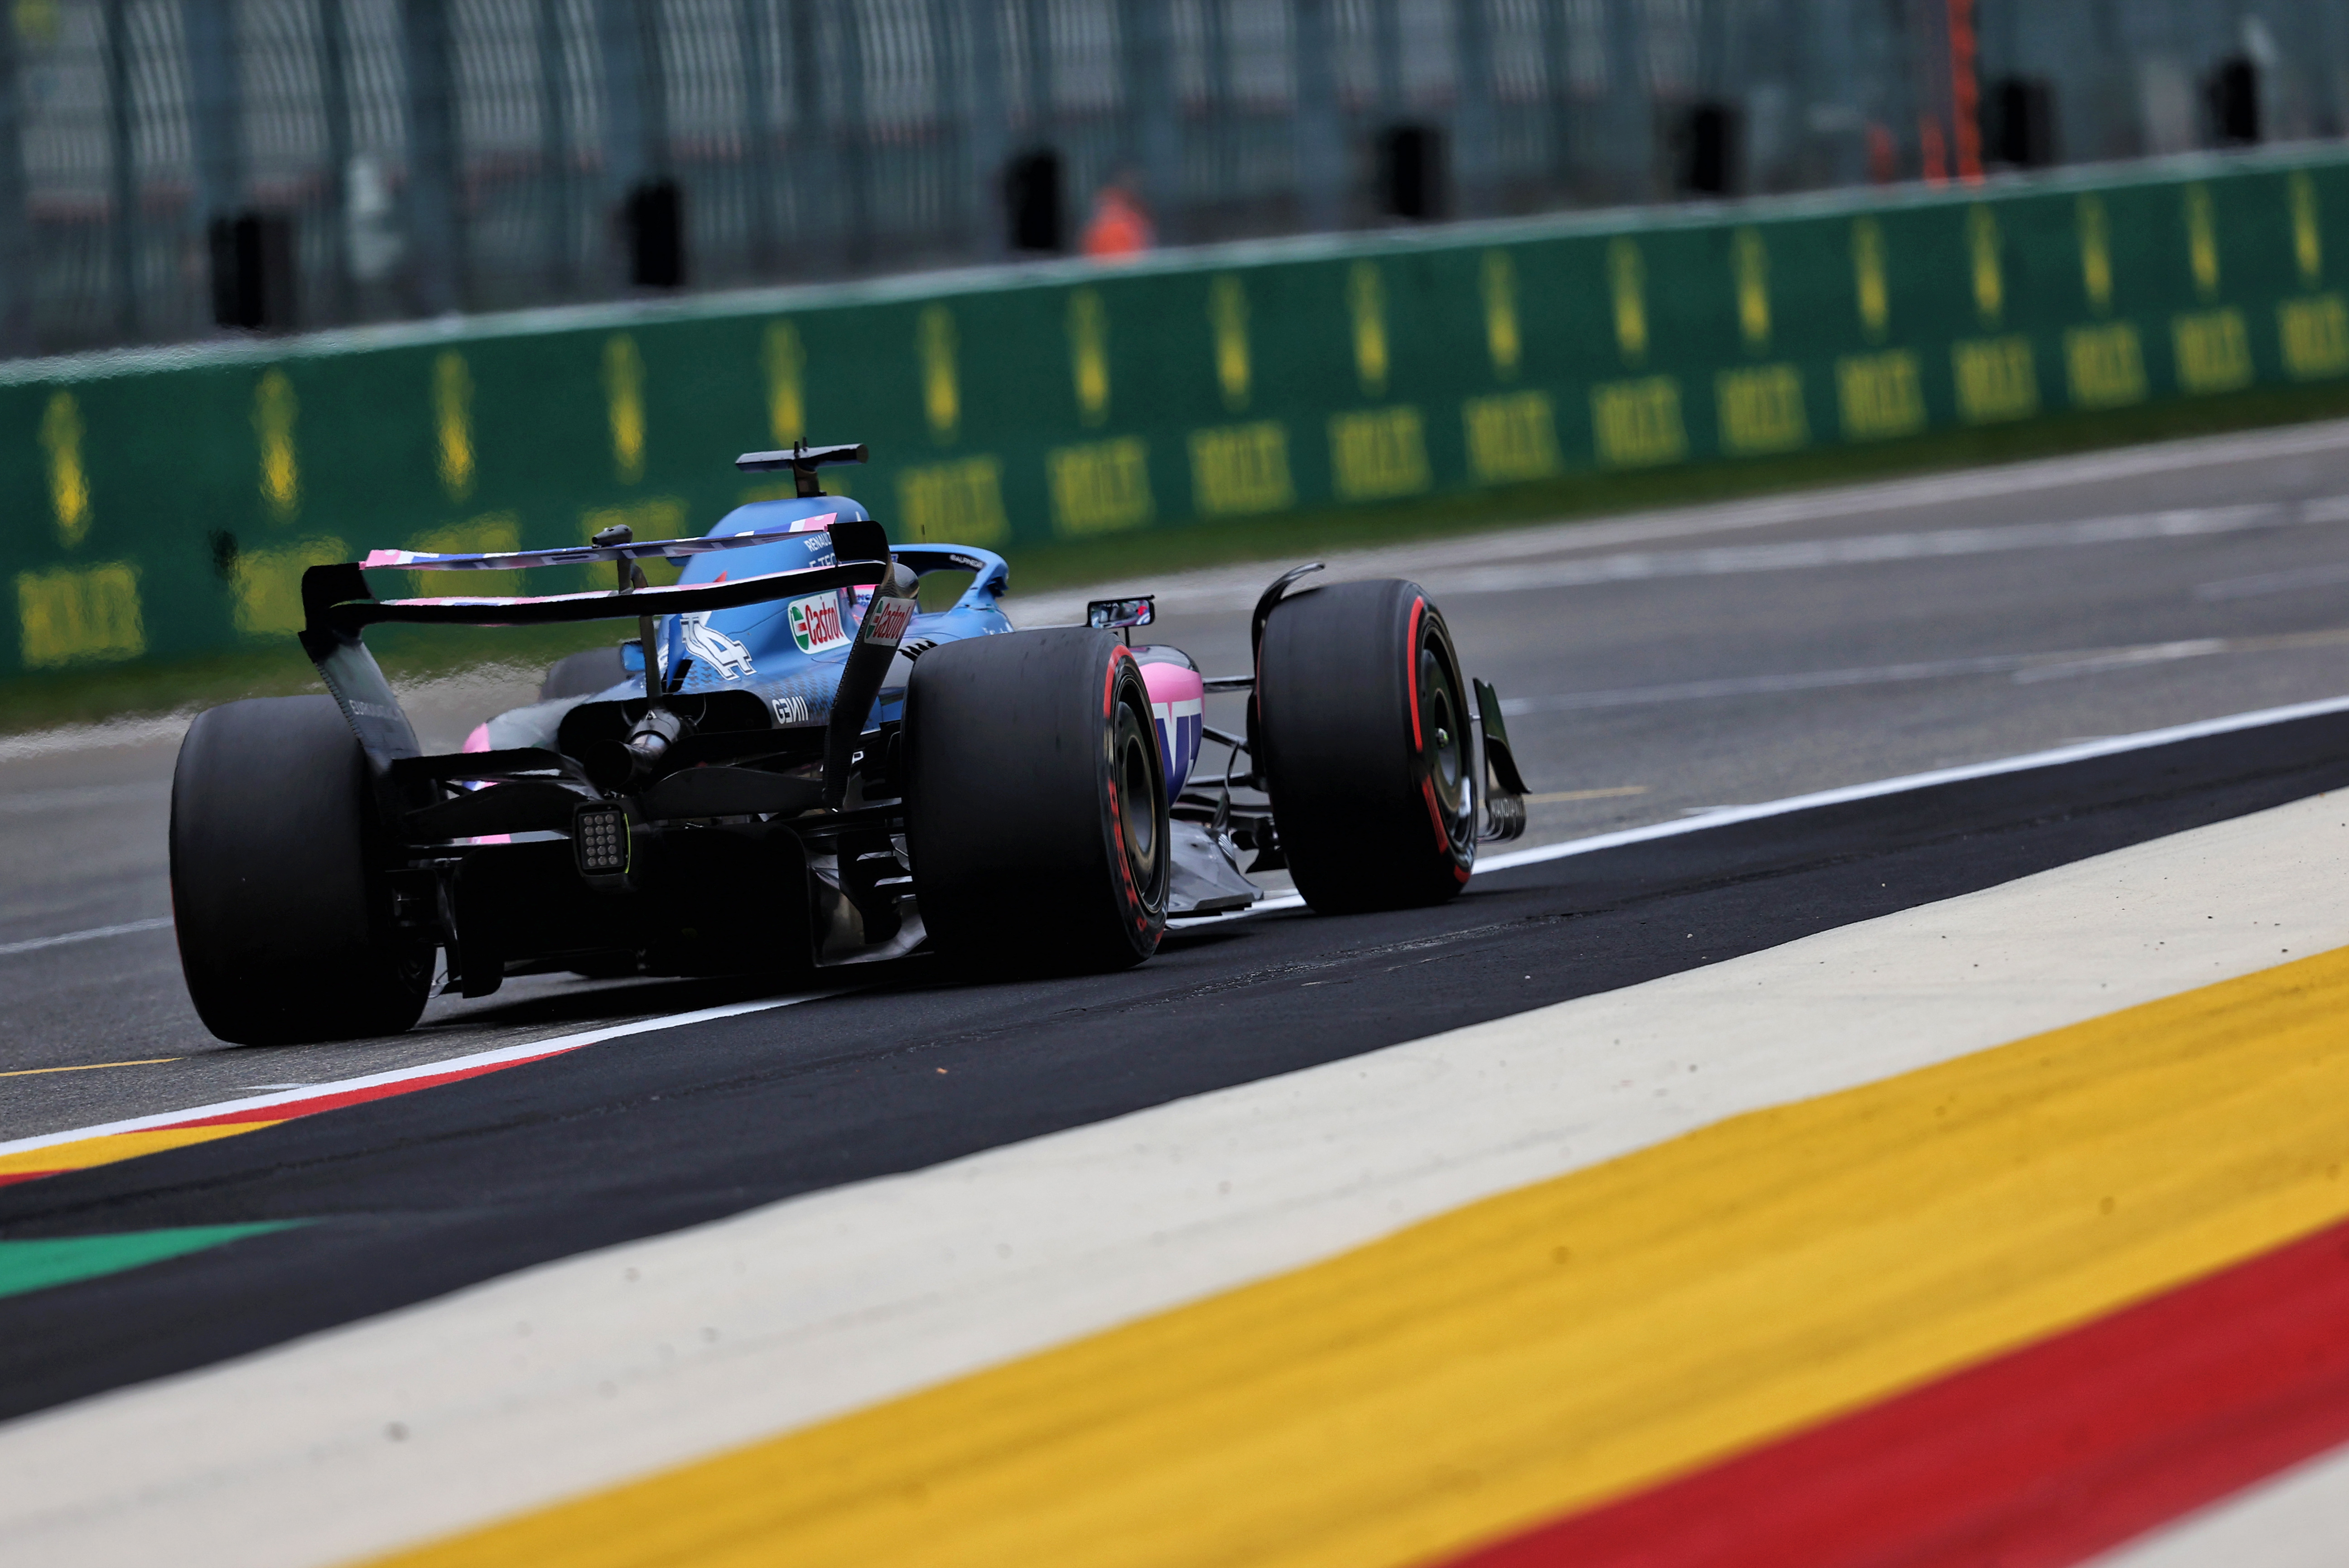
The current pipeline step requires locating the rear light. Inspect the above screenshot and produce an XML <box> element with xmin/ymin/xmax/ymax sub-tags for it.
<box><xmin>573</xmin><ymin>805</ymin><xmax>631</xmax><ymax>876</ymax></box>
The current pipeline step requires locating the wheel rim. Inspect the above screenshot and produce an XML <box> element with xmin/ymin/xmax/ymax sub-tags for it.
<box><xmin>1418</xmin><ymin>642</ymin><xmax>1471</xmax><ymax>836</ymax></box>
<box><xmin>1114</xmin><ymin>703</ymin><xmax>1163</xmax><ymax>898</ymax></box>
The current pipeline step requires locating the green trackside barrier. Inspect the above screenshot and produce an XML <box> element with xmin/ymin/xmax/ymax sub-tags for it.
<box><xmin>8</xmin><ymin>147</ymin><xmax>2349</xmax><ymax>680</ymax></box>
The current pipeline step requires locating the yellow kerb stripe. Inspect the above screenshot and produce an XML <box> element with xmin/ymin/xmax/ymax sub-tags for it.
<box><xmin>370</xmin><ymin>947</ymin><xmax>2349</xmax><ymax>1568</ymax></box>
<box><xmin>0</xmin><ymin>1122</ymin><xmax>274</xmax><ymax>1178</ymax></box>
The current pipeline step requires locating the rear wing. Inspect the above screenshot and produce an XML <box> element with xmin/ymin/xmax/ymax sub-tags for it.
<box><xmin>301</xmin><ymin>516</ymin><xmax>893</xmax><ymax>637</ymax></box>
<box><xmin>299</xmin><ymin>516</ymin><xmax>894</xmax><ymax>780</ymax></box>
<box><xmin>354</xmin><ymin>510</ymin><xmax>846</xmax><ymax>573</ymax></box>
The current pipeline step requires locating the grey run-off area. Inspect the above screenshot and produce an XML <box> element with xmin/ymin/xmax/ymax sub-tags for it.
<box><xmin>13</xmin><ymin>416</ymin><xmax>2349</xmax><ymax>1132</ymax></box>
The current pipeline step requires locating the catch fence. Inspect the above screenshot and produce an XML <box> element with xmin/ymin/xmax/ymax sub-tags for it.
<box><xmin>8</xmin><ymin>0</ymin><xmax>2349</xmax><ymax>357</ymax></box>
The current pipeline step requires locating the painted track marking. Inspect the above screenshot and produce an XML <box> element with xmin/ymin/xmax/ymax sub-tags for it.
<box><xmin>0</xmin><ymin>917</ymin><xmax>174</xmax><ymax>957</ymax></box>
<box><xmin>0</xmin><ymin>1057</ymin><xmax>181</xmax><ymax>1080</ymax></box>
<box><xmin>360</xmin><ymin>943</ymin><xmax>2349</xmax><ymax>1568</ymax></box>
<box><xmin>0</xmin><ymin>993</ymin><xmax>840</xmax><ymax>1184</ymax></box>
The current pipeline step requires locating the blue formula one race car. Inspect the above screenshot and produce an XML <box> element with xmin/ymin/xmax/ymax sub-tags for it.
<box><xmin>169</xmin><ymin>442</ymin><xmax>1529</xmax><ymax>1045</ymax></box>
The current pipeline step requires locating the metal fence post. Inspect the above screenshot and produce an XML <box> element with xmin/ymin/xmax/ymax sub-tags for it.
<box><xmin>104</xmin><ymin>0</ymin><xmax>139</xmax><ymax>339</ymax></box>
<box><xmin>1120</xmin><ymin>0</ymin><xmax>1180</xmax><ymax>241</ymax></box>
<box><xmin>1293</xmin><ymin>0</ymin><xmax>1344</xmax><ymax>232</ymax></box>
<box><xmin>597</xmin><ymin>0</ymin><xmax>646</xmax><ymax>202</ymax></box>
<box><xmin>597</xmin><ymin>0</ymin><xmax>675</xmax><ymax>285</ymax></box>
<box><xmin>181</xmin><ymin>0</ymin><xmax>242</xmax><ymax>258</ymax></box>
<box><xmin>838</xmin><ymin>2</ymin><xmax>871</xmax><ymax>270</ymax></box>
<box><xmin>401</xmin><ymin>0</ymin><xmax>463</xmax><ymax>314</ymax></box>
<box><xmin>785</xmin><ymin>0</ymin><xmax>832</xmax><ymax>263</ymax></box>
<box><xmin>1373</xmin><ymin>0</ymin><xmax>1403</xmax><ymax>122</ymax></box>
<box><xmin>964</xmin><ymin>0</ymin><xmax>1008</xmax><ymax>258</ymax></box>
<box><xmin>0</xmin><ymin>4</ymin><xmax>29</xmax><ymax>356</ymax></box>
<box><xmin>927</xmin><ymin>0</ymin><xmax>968</xmax><ymax>254</ymax></box>
<box><xmin>318</xmin><ymin>0</ymin><xmax>356</xmax><ymax>321</ymax></box>
<box><xmin>537</xmin><ymin>0</ymin><xmax>575</xmax><ymax>294</ymax></box>
<box><xmin>1454</xmin><ymin>0</ymin><xmax>1499</xmax><ymax>217</ymax></box>
<box><xmin>1603</xmin><ymin>0</ymin><xmax>1655</xmax><ymax>202</ymax></box>
<box><xmin>740</xmin><ymin>0</ymin><xmax>778</xmax><ymax>276</ymax></box>
<box><xmin>1539</xmin><ymin>0</ymin><xmax>1571</xmax><ymax>193</ymax></box>
<box><xmin>1800</xmin><ymin>0</ymin><xmax>1862</xmax><ymax>188</ymax></box>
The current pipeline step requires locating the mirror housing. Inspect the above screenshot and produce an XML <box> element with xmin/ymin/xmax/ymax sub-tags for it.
<box><xmin>1086</xmin><ymin>596</ymin><xmax>1155</xmax><ymax>631</ymax></box>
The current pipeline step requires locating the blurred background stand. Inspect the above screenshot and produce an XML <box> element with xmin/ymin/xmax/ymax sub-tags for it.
<box><xmin>5</xmin><ymin>0</ymin><xmax>2349</xmax><ymax>358</ymax></box>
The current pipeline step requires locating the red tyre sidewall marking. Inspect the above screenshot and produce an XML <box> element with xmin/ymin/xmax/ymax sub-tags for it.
<box><xmin>1408</xmin><ymin>597</ymin><xmax>1455</xmax><ymax>856</ymax></box>
<box><xmin>1102</xmin><ymin>646</ymin><xmax>1151</xmax><ymax>935</ymax></box>
<box><xmin>1406</xmin><ymin>597</ymin><xmax>1427</xmax><ymax>751</ymax></box>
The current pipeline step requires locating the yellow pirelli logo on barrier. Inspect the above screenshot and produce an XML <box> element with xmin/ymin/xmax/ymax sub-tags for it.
<box><xmin>1953</xmin><ymin>336</ymin><xmax>2039</xmax><ymax>423</ymax></box>
<box><xmin>1328</xmin><ymin>407</ymin><xmax>1429</xmax><ymax>501</ymax></box>
<box><xmin>1715</xmin><ymin>365</ymin><xmax>1807</xmax><ymax>456</ymax></box>
<box><xmin>2281</xmin><ymin>295</ymin><xmax>2349</xmax><ymax>380</ymax></box>
<box><xmin>1048</xmin><ymin>438</ymin><xmax>1153</xmax><ymax>535</ymax></box>
<box><xmin>39</xmin><ymin>390</ymin><xmax>90</xmax><ymax>549</ymax></box>
<box><xmin>1189</xmin><ymin>423</ymin><xmax>1293</xmax><ymax>516</ymax></box>
<box><xmin>601</xmin><ymin>336</ymin><xmax>645</xmax><ymax>483</ymax></box>
<box><xmin>230</xmin><ymin>537</ymin><xmax>348</xmax><ymax>636</ymax></box>
<box><xmin>2172</xmin><ymin>308</ymin><xmax>2253</xmax><ymax>394</ymax></box>
<box><xmin>1462</xmin><ymin>392</ymin><xmax>1561</xmax><ymax>484</ymax></box>
<box><xmin>1837</xmin><ymin>350</ymin><xmax>1925</xmax><ymax>441</ymax></box>
<box><xmin>18</xmin><ymin>561</ymin><xmax>144</xmax><ymax>667</ymax></box>
<box><xmin>898</xmin><ymin>457</ymin><xmax>1008</xmax><ymax>544</ymax></box>
<box><xmin>434</xmin><ymin>352</ymin><xmax>474</xmax><ymax>501</ymax></box>
<box><xmin>2064</xmin><ymin>322</ymin><xmax>2146</xmax><ymax>409</ymax></box>
<box><xmin>254</xmin><ymin>368</ymin><xmax>299</xmax><ymax>519</ymax></box>
<box><xmin>1592</xmin><ymin>376</ymin><xmax>1685</xmax><ymax>467</ymax></box>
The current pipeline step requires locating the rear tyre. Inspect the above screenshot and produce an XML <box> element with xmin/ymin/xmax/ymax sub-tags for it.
<box><xmin>540</xmin><ymin>645</ymin><xmax>630</xmax><ymax>703</ymax></box>
<box><xmin>906</xmin><ymin>628</ymin><xmax>1169</xmax><ymax>973</ymax></box>
<box><xmin>1256</xmin><ymin>578</ymin><xmax>1476</xmax><ymax>913</ymax></box>
<box><xmin>170</xmin><ymin>696</ymin><xmax>433</xmax><ymax>1044</ymax></box>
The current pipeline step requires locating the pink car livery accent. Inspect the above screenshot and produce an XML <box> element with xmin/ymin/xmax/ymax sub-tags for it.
<box><xmin>1141</xmin><ymin>661</ymin><xmax>1205</xmax><ymax>797</ymax></box>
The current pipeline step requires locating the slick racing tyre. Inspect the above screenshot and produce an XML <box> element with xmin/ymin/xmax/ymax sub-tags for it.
<box><xmin>906</xmin><ymin>627</ymin><xmax>1170</xmax><ymax>972</ymax></box>
<box><xmin>170</xmin><ymin>696</ymin><xmax>433</xmax><ymax>1044</ymax></box>
<box><xmin>540</xmin><ymin>644</ymin><xmax>631</xmax><ymax>702</ymax></box>
<box><xmin>1256</xmin><ymin>577</ymin><xmax>1476</xmax><ymax>913</ymax></box>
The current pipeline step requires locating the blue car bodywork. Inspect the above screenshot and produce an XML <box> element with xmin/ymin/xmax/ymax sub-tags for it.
<box><xmin>520</xmin><ymin>493</ymin><xmax>1014</xmax><ymax>741</ymax></box>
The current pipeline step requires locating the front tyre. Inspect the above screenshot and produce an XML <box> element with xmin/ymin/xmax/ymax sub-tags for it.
<box><xmin>170</xmin><ymin>696</ymin><xmax>433</xmax><ymax>1044</ymax></box>
<box><xmin>906</xmin><ymin>628</ymin><xmax>1170</xmax><ymax>972</ymax></box>
<box><xmin>1256</xmin><ymin>578</ymin><xmax>1477</xmax><ymax>913</ymax></box>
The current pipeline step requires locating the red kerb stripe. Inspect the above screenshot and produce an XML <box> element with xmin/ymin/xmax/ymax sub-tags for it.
<box><xmin>1441</xmin><ymin>1215</ymin><xmax>2349</xmax><ymax>1568</ymax></box>
<box><xmin>166</xmin><ymin>1048</ymin><xmax>583</xmax><ymax>1129</ymax></box>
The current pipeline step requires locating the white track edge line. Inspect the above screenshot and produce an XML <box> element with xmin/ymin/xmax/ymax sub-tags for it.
<box><xmin>1473</xmin><ymin>691</ymin><xmax>2349</xmax><ymax>875</ymax></box>
<box><xmin>0</xmin><ymin>917</ymin><xmax>175</xmax><ymax>957</ymax></box>
<box><xmin>0</xmin><ymin>993</ymin><xmax>839</xmax><ymax>1160</ymax></box>
<box><xmin>1174</xmin><ymin>691</ymin><xmax>2349</xmax><ymax>931</ymax></box>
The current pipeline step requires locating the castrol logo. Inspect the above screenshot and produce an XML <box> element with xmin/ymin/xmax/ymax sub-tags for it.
<box><xmin>861</xmin><ymin>596</ymin><xmax>916</xmax><ymax>648</ymax></box>
<box><xmin>786</xmin><ymin>593</ymin><xmax>850</xmax><ymax>655</ymax></box>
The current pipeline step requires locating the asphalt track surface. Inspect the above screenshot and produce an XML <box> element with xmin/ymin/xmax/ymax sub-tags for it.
<box><xmin>12</xmin><ymin>421</ymin><xmax>2349</xmax><ymax>1418</ymax></box>
<box><xmin>22</xmin><ymin>419</ymin><xmax>2349</xmax><ymax>1133</ymax></box>
<box><xmin>5</xmin><ymin>700</ymin><xmax>2349</xmax><ymax>1430</ymax></box>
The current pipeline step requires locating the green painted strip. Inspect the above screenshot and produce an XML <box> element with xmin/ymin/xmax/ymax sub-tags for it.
<box><xmin>0</xmin><ymin>1222</ymin><xmax>304</xmax><ymax>1301</ymax></box>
